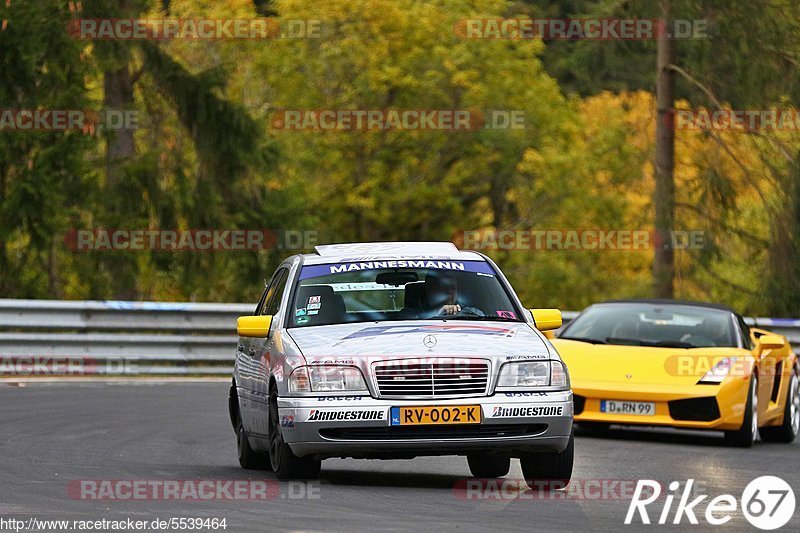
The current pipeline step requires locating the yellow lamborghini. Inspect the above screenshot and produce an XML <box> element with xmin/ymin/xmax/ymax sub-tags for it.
<box><xmin>552</xmin><ymin>300</ymin><xmax>799</xmax><ymax>447</ymax></box>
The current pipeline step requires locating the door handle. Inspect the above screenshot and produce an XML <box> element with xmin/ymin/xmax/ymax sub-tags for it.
<box><xmin>237</xmin><ymin>344</ymin><xmax>245</xmax><ymax>352</ymax></box>
<box><xmin>248</xmin><ymin>348</ymin><xmax>256</xmax><ymax>357</ymax></box>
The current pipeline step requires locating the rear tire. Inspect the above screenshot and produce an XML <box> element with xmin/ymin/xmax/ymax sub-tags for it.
<box><xmin>236</xmin><ymin>412</ymin><xmax>270</xmax><ymax>470</ymax></box>
<box><xmin>725</xmin><ymin>375</ymin><xmax>758</xmax><ymax>448</ymax></box>
<box><xmin>760</xmin><ymin>370</ymin><xmax>799</xmax><ymax>443</ymax></box>
<box><xmin>520</xmin><ymin>432</ymin><xmax>574</xmax><ymax>490</ymax></box>
<box><xmin>268</xmin><ymin>387</ymin><xmax>321</xmax><ymax>480</ymax></box>
<box><xmin>467</xmin><ymin>453</ymin><xmax>511</xmax><ymax>478</ymax></box>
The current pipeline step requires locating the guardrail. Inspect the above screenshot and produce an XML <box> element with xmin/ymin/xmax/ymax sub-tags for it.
<box><xmin>0</xmin><ymin>299</ymin><xmax>796</xmax><ymax>378</ymax></box>
<box><xmin>0</xmin><ymin>299</ymin><xmax>251</xmax><ymax>377</ymax></box>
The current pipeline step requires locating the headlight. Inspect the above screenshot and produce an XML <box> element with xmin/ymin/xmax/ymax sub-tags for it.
<box><xmin>497</xmin><ymin>361</ymin><xmax>570</xmax><ymax>389</ymax></box>
<box><xmin>288</xmin><ymin>365</ymin><xmax>368</xmax><ymax>393</ymax></box>
<box><xmin>698</xmin><ymin>357</ymin><xmax>736</xmax><ymax>384</ymax></box>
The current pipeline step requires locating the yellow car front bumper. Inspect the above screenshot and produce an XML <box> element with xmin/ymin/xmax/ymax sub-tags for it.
<box><xmin>573</xmin><ymin>376</ymin><xmax>750</xmax><ymax>431</ymax></box>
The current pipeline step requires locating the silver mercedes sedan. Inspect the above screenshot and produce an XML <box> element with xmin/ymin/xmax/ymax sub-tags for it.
<box><xmin>229</xmin><ymin>242</ymin><xmax>573</xmax><ymax>486</ymax></box>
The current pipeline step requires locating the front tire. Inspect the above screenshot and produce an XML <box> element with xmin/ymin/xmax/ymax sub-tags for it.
<box><xmin>467</xmin><ymin>453</ymin><xmax>511</xmax><ymax>478</ymax></box>
<box><xmin>760</xmin><ymin>369</ymin><xmax>799</xmax><ymax>443</ymax></box>
<box><xmin>725</xmin><ymin>375</ymin><xmax>758</xmax><ymax>447</ymax></box>
<box><xmin>519</xmin><ymin>432</ymin><xmax>574</xmax><ymax>490</ymax></box>
<box><xmin>268</xmin><ymin>387</ymin><xmax>321</xmax><ymax>480</ymax></box>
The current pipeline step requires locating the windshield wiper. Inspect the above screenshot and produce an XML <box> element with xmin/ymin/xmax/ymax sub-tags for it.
<box><xmin>442</xmin><ymin>315</ymin><xmax>522</xmax><ymax>322</ymax></box>
<box><xmin>653</xmin><ymin>340</ymin><xmax>695</xmax><ymax>348</ymax></box>
<box><xmin>603</xmin><ymin>337</ymin><xmax>696</xmax><ymax>348</ymax></box>
<box><xmin>604</xmin><ymin>337</ymin><xmax>645</xmax><ymax>346</ymax></box>
<box><xmin>558</xmin><ymin>336</ymin><xmax>606</xmax><ymax>344</ymax></box>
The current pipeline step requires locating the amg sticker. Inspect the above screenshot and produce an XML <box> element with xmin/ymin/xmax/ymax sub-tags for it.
<box><xmin>491</xmin><ymin>405</ymin><xmax>563</xmax><ymax>417</ymax></box>
<box><xmin>306</xmin><ymin>409</ymin><xmax>385</xmax><ymax>422</ymax></box>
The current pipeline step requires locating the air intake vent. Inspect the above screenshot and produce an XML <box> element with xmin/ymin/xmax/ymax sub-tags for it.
<box><xmin>668</xmin><ymin>397</ymin><xmax>721</xmax><ymax>421</ymax></box>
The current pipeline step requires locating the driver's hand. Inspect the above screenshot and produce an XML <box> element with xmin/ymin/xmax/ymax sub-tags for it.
<box><xmin>438</xmin><ymin>304</ymin><xmax>461</xmax><ymax>315</ymax></box>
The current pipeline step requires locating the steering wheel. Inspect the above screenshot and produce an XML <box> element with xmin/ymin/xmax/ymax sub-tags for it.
<box><xmin>434</xmin><ymin>306</ymin><xmax>484</xmax><ymax>318</ymax></box>
<box><xmin>680</xmin><ymin>334</ymin><xmax>716</xmax><ymax>347</ymax></box>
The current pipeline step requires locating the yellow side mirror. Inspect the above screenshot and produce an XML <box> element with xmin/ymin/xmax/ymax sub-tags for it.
<box><xmin>758</xmin><ymin>334</ymin><xmax>785</xmax><ymax>350</ymax></box>
<box><xmin>237</xmin><ymin>315</ymin><xmax>273</xmax><ymax>338</ymax></box>
<box><xmin>529</xmin><ymin>309</ymin><xmax>562</xmax><ymax>331</ymax></box>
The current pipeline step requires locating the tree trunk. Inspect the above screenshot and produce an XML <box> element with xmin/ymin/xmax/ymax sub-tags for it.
<box><xmin>48</xmin><ymin>238</ymin><xmax>59</xmax><ymax>298</ymax></box>
<box><xmin>765</xmin><ymin>157</ymin><xmax>800</xmax><ymax>316</ymax></box>
<box><xmin>653</xmin><ymin>0</ymin><xmax>676</xmax><ymax>298</ymax></box>
<box><xmin>102</xmin><ymin>64</ymin><xmax>137</xmax><ymax>300</ymax></box>
<box><xmin>103</xmin><ymin>65</ymin><xmax>135</xmax><ymax>191</ymax></box>
<box><xmin>0</xmin><ymin>164</ymin><xmax>7</xmax><ymax>295</ymax></box>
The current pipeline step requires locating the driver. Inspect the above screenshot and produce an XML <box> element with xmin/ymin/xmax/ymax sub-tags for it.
<box><xmin>682</xmin><ymin>315</ymin><xmax>731</xmax><ymax>347</ymax></box>
<box><xmin>402</xmin><ymin>271</ymin><xmax>484</xmax><ymax>319</ymax></box>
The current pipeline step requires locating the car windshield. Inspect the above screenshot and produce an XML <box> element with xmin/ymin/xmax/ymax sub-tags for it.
<box><xmin>289</xmin><ymin>259</ymin><xmax>522</xmax><ymax>327</ymax></box>
<box><xmin>559</xmin><ymin>304</ymin><xmax>737</xmax><ymax>348</ymax></box>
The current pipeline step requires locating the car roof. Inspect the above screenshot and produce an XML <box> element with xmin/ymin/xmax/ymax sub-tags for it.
<box><xmin>300</xmin><ymin>242</ymin><xmax>485</xmax><ymax>265</ymax></box>
<box><xmin>595</xmin><ymin>298</ymin><xmax>737</xmax><ymax>314</ymax></box>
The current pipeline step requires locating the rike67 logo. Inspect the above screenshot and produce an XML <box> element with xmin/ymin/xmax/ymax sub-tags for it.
<box><xmin>625</xmin><ymin>477</ymin><xmax>795</xmax><ymax>530</ymax></box>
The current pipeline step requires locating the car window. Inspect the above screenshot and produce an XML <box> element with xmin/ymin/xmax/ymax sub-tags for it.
<box><xmin>253</xmin><ymin>285</ymin><xmax>269</xmax><ymax>316</ymax></box>
<box><xmin>255</xmin><ymin>268</ymin><xmax>282</xmax><ymax>315</ymax></box>
<box><xmin>288</xmin><ymin>259</ymin><xmax>521</xmax><ymax>327</ymax></box>
<box><xmin>560</xmin><ymin>304</ymin><xmax>737</xmax><ymax>348</ymax></box>
<box><xmin>263</xmin><ymin>268</ymin><xmax>290</xmax><ymax>316</ymax></box>
<box><xmin>737</xmin><ymin>315</ymin><xmax>754</xmax><ymax>349</ymax></box>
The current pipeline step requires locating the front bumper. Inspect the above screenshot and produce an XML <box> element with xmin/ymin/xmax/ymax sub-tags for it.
<box><xmin>278</xmin><ymin>391</ymin><xmax>573</xmax><ymax>459</ymax></box>
<box><xmin>573</xmin><ymin>377</ymin><xmax>750</xmax><ymax>430</ymax></box>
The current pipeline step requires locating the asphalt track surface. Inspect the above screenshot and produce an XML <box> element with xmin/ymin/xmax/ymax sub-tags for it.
<box><xmin>1</xmin><ymin>382</ymin><xmax>798</xmax><ymax>532</ymax></box>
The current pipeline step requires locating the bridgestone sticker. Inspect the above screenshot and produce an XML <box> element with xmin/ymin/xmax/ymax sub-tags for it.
<box><xmin>491</xmin><ymin>405</ymin><xmax>563</xmax><ymax>417</ymax></box>
<box><xmin>306</xmin><ymin>409</ymin><xmax>385</xmax><ymax>421</ymax></box>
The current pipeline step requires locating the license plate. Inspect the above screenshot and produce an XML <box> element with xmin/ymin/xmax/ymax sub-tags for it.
<box><xmin>390</xmin><ymin>405</ymin><xmax>481</xmax><ymax>426</ymax></box>
<box><xmin>600</xmin><ymin>400</ymin><xmax>655</xmax><ymax>416</ymax></box>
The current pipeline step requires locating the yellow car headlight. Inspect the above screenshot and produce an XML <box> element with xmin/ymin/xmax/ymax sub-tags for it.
<box><xmin>698</xmin><ymin>357</ymin><xmax>736</xmax><ymax>384</ymax></box>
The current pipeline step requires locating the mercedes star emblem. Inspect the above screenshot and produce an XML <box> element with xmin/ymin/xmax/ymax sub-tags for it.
<box><xmin>423</xmin><ymin>334</ymin><xmax>437</xmax><ymax>349</ymax></box>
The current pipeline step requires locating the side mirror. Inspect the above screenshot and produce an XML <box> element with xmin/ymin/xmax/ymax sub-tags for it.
<box><xmin>237</xmin><ymin>315</ymin><xmax>273</xmax><ymax>338</ymax></box>
<box><xmin>529</xmin><ymin>308</ymin><xmax>562</xmax><ymax>331</ymax></box>
<box><xmin>758</xmin><ymin>334</ymin><xmax>785</xmax><ymax>350</ymax></box>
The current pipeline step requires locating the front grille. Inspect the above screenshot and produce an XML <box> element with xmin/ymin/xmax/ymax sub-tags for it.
<box><xmin>373</xmin><ymin>359</ymin><xmax>490</xmax><ymax>398</ymax></box>
<box><xmin>319</xmin><ymin>424</ymin><xmax>547</xmax><ymax>440</ymax></box>
<box><xmin>668</xmin><ymin>397</ymin><xmax>721</xmax><ymax>421</ymax></box>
